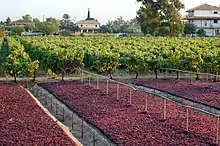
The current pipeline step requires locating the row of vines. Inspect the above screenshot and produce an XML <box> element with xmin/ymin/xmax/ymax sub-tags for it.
<box><xmin>20</xmin><ymin>36</ymin><xmax>220</xmax><ymax>79</ymax></box>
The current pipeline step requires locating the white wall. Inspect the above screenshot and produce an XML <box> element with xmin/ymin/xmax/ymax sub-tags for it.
<box><xmin>194</xmin><ymin>10</ymin><xmax>220</xmax><ymax>17</ymax></box>
<box><xmin>191</xmin><ymin>20</ymin><xmax>220</xmax><ymax>28</ymax></box>
<box><xmin>77</xmin><ymin>23</ymin><xmax>100</xmax><ymax>29</ymax></box>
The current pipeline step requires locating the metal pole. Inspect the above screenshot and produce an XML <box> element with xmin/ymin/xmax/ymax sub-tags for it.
<box><xmin>93</xmin><ymin>132</ymin><xmax>96</xmax><ymax>146</ymax></box>
<box><xmin>145</xmin><ymin>94</ymin><xmax>148</xmax><ymax>112</ymax></box>
<box><xmin>88</xmin><ymin>76</ymin><xmax>91</xmax><ymax>86</ymax></box>
<box><xmin>55</xmin><ymin>102</ymin><xmax>58</xmax><ymax>115</ymax></box>
<box><xmin>71</xmin><ymin>114</ymin><xmax>74</xmax><ymax>130</ymax></box>
<box><xmin>117</xmin><ymin>83</ymin><xmax>119</xmax><ymax>101</ymax></box>
<box><xmin>129</xmin><ymin>88</ymin><xmax>132</xmax><ymax>105</ymax></box>
<box><xmin>165</xmin><ymin>69</ymin><xmax>168</xmax><ymax>79</ymax></box>
<box><xmin>81</xmin><ymin>70</ymin><xmax>83</xmax><ymax>83</ymax></box>
<box><xmin>45</xmin><ymin>95</ymin><xmax>48</xmax><ymax>105</ymax></box>
<box><xmin>106</xmin><ymin>79</ymin><xmax>109</xmax><ymax>95</ymax></box>
<box><xmin>186</xmin><ymin>108</ymin><xmax>189</xmax><ymax>132</ymax></box>
<box><xmin>81</xmin><ymin>118</ymin><xmax>84</xmax><ymax>138</ymax></box>
<box><xmin>163</xmin><ymin>99</ymin><xmax>166</xmax><ymax>121</ymax></box>
<box><xmin>50</xmin><ymin>98</ymin><xmax>53</xmax><ymax>110</ymax></box>
<box><xmin>216</xmin><ymin>117</ymin><xmax>219</xmax><ymax>144</ymax></box>
<box><xmin>62</xmin><ymin>107</ymin><xmax>65</xmax><ymax>122</ymax></box>
<box><xmin>96</xmin><ymin>77</ymin><xmax>99</xmax><ymax>89</ymax></box>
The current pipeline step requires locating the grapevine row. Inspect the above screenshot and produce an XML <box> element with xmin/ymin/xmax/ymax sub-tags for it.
<box><xmin>20</xmin><ymin>36</ymin><xmax>220</xmax><ymax>79</ymax></box>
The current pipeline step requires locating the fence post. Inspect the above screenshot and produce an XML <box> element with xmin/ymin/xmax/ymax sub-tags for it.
<box><xmin>117</xmin><ymin>83</ymin><xmax>119</xmax><ymax>101</ymax></box>
<box><xmin>186</xmin><ymin>108</ymin><xmax>189</xmax><ymax>132</ymax></box>
<box><xmin>106</xmin><ymin>79</ymin><xmax>109</xmax><ymax>95</ymax></box>
<box><xmin>163</xmin><ymin>99</ymin><xmax>167</xmax><ymax>121</ymax></box>
<box><xmin>216</xmin><ymin>117</ymin><xmax>219</xmax><ymax>144</ymax></box>
<box><xmin>129</xmin><ymin>88</ymin><xmax>132</xmax><ymax>105</ymax></box>
<box><xmin>96</xmin><ymin>77</ymin><xmax>99</xmax><ymax>89</ymax></box>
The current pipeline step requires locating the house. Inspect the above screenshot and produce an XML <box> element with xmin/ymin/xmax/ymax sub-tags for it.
<box><xmin>76</xmin><ymin>8</ymin><xmax>100</xmax><ymax>33</ymax></box>
<box><xmin>185</xmin><ymin>3</ymin><xmax>220</xmax><ymax>36</ymax></box>
<box><xmin>10</xmin><ymin>19</ymin><xmax>34</xmax><ymax>26</ymax></box>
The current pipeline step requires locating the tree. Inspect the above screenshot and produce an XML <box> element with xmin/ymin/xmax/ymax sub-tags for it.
<box><xmin>24</xmin><ymin>24</ymin><xmax>35</xmax><ymax>32</ymax></box>
<box><xmin>184</xmin><ymin>23</ymin><xmax>197</xmax><ymax>35</ymax></box>
<box><xmin>0</xmin><ymin>25</ymin><xmax>5</xmax><ymax>37</ymax></box>
<box><xmin>197</xmin><ymin>29</ymin><xmax>206</xmax><ymax>37</ymax></box>
<box><xmin>22</xmin><ymin>14</ymin><xmax>33</xmax><ymax>21</ymax></box>
<box><xmin>11</xmin><ymin>26</ymin><xmax>25</xmax><ymax>35</ymax></box>
<box><xmin>36</xmin><ymin>17</ymin><xmax>60</xmax><ymax>34</ymax></box>
<box><xmin>5</xmin><ymin>17</ymin><xmax>11</xmax><ymax>26</ymax></box>
<box><xmin>136</xmin><ymin>0</ymin><xmax>185</xmax><ymax>36</ymax></box>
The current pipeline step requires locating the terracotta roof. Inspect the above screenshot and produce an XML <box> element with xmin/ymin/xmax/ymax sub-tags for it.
<box><xmin>186</xmin><ymin>4</ymin><xmax>220</xmax><ymax>12</ymax></box>
<box><xmin>11</xmin><ymin>19</ymin><xmax>33</xmax><ymax>25</ymax></box>
<box><xmin>76</xmin><ymin>20</ymin><xmax>100</xmax><ymax>25</ymax></box>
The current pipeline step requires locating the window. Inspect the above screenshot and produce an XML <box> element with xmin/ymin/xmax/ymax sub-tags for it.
<box><xmin>214</xmin><ymin>20</ymin><xmax>218</xmax><ymax>23</ymax></box>
<box><xmin>81</xmin><ymin>24</ymin><xmax>83</xmax><ymax>27</ymax></box>
<box><xmin>95</xmin><ymin>25</ymin><xmax>97</xmax><ymax>27</ymax></box>
<box><xmin>205</xmin><ymin>21</ymin><xmax>207</xmax><ymax>26</ymax></box>
<box><xmin>214</xmin><ymin>11</ymin><xmax>218</xmax><ymax>14</ymax></box>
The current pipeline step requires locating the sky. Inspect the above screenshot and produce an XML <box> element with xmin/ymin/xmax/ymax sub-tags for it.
<box><xmin>0</xmin><ymin>0</ymin><xmax>219</xmax><ymax>24</ymax></box>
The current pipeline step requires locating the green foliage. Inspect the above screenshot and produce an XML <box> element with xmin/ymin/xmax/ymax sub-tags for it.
<box><xmin>184</xmin><ymin>23</ymin><xmax>197</xmax><ymax>34</ymax></box>
<box><xmin>137</xmin><ymin>0</ymin><xmax>184</xmax><ymax>36</ymax></box>
<box><xmin>19</xmin><ymin>36</ymin><xmax>220</xmax><ymax>79</ymax></box>
<box><xmin>47</xmin><ymin>69</ymin><xmax>58</xmax><ymax>79</ymax></box>
<box><xmin>197</xmin><ymin>29</ymin><xmax>206</xmax><ymax>37</ymax></box>
<box><xmin>22</xmin><ymin>14</ymin><xmax>33</xmax><ymax>21</ymax></box>
<box><xmin>35</xmin><ymin>17</ymin><xmax>60</xmax><ymax>34</ymax></box>
<box><xmin>28</xmin><ymin>60</ymin><xmax>39</xmax><ymax>81</ymax></box>
<box><xmin>11</xmin><ymin>26</ymin><xmax>25</xmax><ymax>36</ymax></box>
<box><xmin>4</xmin><ymin>37</ymin><xmax>31</xmax><ymax>82</ymax></box>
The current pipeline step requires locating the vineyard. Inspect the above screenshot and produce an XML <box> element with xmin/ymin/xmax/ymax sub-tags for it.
<box><xmin>0</xmin><ymin>36</ymin><xmax>220</xmax><ymax>145</ymax></box>
<box><xmin>19</xmin><ymin>36</ymin><xmax>220</xmax><ymax>79</ymax></box>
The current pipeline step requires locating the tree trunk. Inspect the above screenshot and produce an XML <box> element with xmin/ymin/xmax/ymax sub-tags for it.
<box><xmin>108</xmin><ymin>71</ymin><xmax>113</xmax><ymax>79</ymax></box>
<box><xmin>214</xmin><ymin>75</ymin><xmax>217</xmax><ymax>82</ymax></box>
<box><xmin>155</xmin><ymin>69</ymin><xmax>158</xmax><ymax>79</ymax></box>
<box><xmin>176</xmin><ymin>71</ymin><xmax>179</xmax><ymax>80</ymax></box>
<box><xmin>61</xmin><ymin>71</ymin><xmax>65</xmax><ymax>81</ymax></box>
<box><xmin>32</xmin><ymin>69</ymin><xmax>36</xmax><ymax>82</ymax></box>
<box><xmin>13</xmin><ymin>73</ymin><xmax>17</xmax><ymax>83</ymax></box>
<box><xmin>135</xmin><ymin>71</ymin><xmax>139</xmax><ymax>79</ymax></box>
<box><xmin>196</xmin><ymin>74</ymin><xmax>199</xmax><ymax>80</ymax></box>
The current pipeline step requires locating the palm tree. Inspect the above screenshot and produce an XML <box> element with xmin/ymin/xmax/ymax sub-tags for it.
<box><xmin>62</xmin><ymin>14</ymin><xmax>71</xmax><ymax>29</ymax></box>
